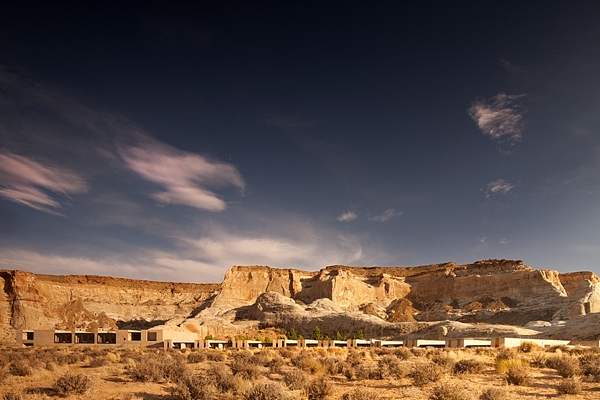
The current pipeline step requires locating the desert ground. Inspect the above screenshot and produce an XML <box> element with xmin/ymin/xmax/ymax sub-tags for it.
<box><xmin>1</xmin><ymin>342</ymin><xmax>600</xmax><ymax>400</ymax></box>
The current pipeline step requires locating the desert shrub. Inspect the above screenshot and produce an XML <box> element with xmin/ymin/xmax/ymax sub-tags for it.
<box><xmin>204</xmin><ymin>365</ymin><xmax>244</xmax><ymax>394</ymax></box>
<box><xmin>354</xmin><ymin>362</ymin><xmax>379</xmax><ymax>380</ymax></box>
<box><xmin>173</xmin><ymin>374</ymin><xmax>218</xmax><ymax>400</ymax></box>
<box><xmin>89</xmin><ymin>355</ymin><xmax>110</xmax><ymax>367</ymax></box>
<box><xmin>378</xmin><ymin>355</ymin><xmax>409</xmax><ymax>379</ymax></box>
<box><xmin>319</xmin><ymin>355</ymin><xmax>344</xmax><ymax>375</ymax></box>
<box><xmin>187</xmin><ymin>351</ymin><xmax>207</xmax><ymax>364</ymax></box>
<box><xmin>429</xmin><ymin>381</ymin><xmax>475</xmax><ymax>400</ymax></box>
<box><xmin>452</xmin><ymin>359</ymin><xmax>485</xmax><ymax>375</ymax></box>
<box><xmin>341</xmin><ymin>387</ymin><xmax>381</xmax><ymax>400</ymax></box>
<box><xmin>9</xmin><ymin>362</ymin><xmax>33</xmax><ymax>377</ymax></box>
<box><xmin>517</xmin><ymin>341</ymin><xmax>540</xmax><ymax>353</ymax></box>
<box><xmin>546</xmin><ymin>344</ymin><xmax>569</xmax><ymax>353</ymax></box>
<box><xmin>479</xmin><ymin>387</ymin><xmax>508</xmax><ymax>400</ymax></box>
<box><xmin>244</xmin><ymin>382</ymin><xmax>291</xmax><ymax>400</ymax></box>
<box><xmin>283</xmin><ymin>368</ymin><xmax>309</xmax><ymax>392</ymax></box>
<box><xmin>346</xmin><ymin>350</ymin><xmax>371</xmax><ymax>366</ymax></box>
<box><xmin>429</xmin><ymin>351</ymin><xmax>456</xmax><ymax>368</ymax></box>
<box><xmin>410</xmin><ymin>347</ymin><xmax>427</xmax><ymax>358</ymax></box>
<box><xmin>307</xmin><ymin>376</ymin><xmax>333</xmax><ymax>400</ymax></box>
<box><xmin>495</xmin><ymin>357</ymin><xmax>528</xmax><ymax>373</ymax></box>
<box><xmin>279</xmin><ymin>347</ymin><xmax>297</xmax><ymax>359</ymax></box>
<box><xmin>552</xmin><ymin>355</ymin><xmax>581</xmax><ymax>378</ymax></box>
<box><xmin>231</xmin><ymin>358</ymin><xmax>263</xmax><ymax>380</ymax></box>
<box><xmin>394</xmin><ymin>347</ymin><xmax>413</xmax><ymax>360</ymax></box>
<box><xmin>342</xmin><ymin>362</ymin><xmax>356</xmax><ymax>381</ymax></box>
<box><xmin>2</xmin><ymin>392</ymin><xmax>24</xmax><ymax>400</ymax></box>
<box><xmin>0</xmin><ymin>362</ymin><xmax>11</xmax><ymax>383</ymax></box>
<box><xmin>54</xmin><ymin>372</ymin><xmax>92</xmax><ymax>396</ymax></box>
<box><xmin>526</xmin><ymin>351</ymin><xmax>546</xmax><ymax>368</ymax></box>
<box><xmin>291</xmin><ymin>352</ymin><xmax>326</xmax><ymax>375</ymax></box>
<box><xmin>206</xmin><ymin>350</ymin><xmax>226</xmax><ymax>362</ymax></box>
<box><xmin>495</xmin><ymin>347</ymin><xmax>518</xmax><ymax>362</ymax></box>
<box><xmin>411</xmin><ymin>363</ymin><xmax>446</xmax><ymax>387</ymax></box>
<box><xmin>505</xmin><ymin>365</ymin><xmax>531</xmax><ymax>386</ymax></box>
<box><xmin>557</xmin><ymin>377</ymin><xmax>582</xmax><ymax>395</ymax></box>
<box><xmin>129</xmin><ymin>356</ymin><xmax>163</xmax><ymax>382</ymax></box>
<box><xmin>267</xmin><ymin>353</ymin><xmax>285</xmax><ymax>373</ymax></box>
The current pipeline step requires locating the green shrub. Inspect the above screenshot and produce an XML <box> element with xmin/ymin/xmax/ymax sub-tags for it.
<box><xmin>54</xmin><ymin>372</ymin><xmax>92</xmax><ymax>396</ymax></box>
<box><xmin>505</xmin><ymin>365</ymin><xmax>531</xmax><ymax>386</ymax></box>
<box><xmin>557</xmin><ymin>377</ymin><xmax>582</xmax><ymax>395</ymax></box>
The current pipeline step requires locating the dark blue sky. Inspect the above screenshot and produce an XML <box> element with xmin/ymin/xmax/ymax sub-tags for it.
<box><xmin>1</xmin><ymin>1</ymin><xmax>599</xmax><ymax>282</ymax></box>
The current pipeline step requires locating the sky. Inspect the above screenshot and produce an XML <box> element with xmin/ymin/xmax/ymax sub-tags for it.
<box><xmin>0</xmin><ymin>1</ymin><xmax>599</xmax><ymax>283</ymax></box>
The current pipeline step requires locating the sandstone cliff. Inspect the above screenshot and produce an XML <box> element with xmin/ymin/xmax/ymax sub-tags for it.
<box><xmin>0</xmin><ymin>270</ymin><xmax>218</xmax><ymax>342</ymax></box>
<box><xmin>2</xmin><ymin>259</ymin><xmax>599</xmax><ymax>343</ymax></box>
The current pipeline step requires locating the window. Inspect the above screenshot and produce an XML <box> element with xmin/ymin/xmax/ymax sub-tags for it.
<box><xmin>22</xmin><ymin>331</ymin><xmax>34</xmax><ymax>341</ymax></box>
<box><xmin>147</xmin><ymin>331</ymin><xmax>157</xmax><ymax>341</ymax></box>
<box><xmin>98</xmin><ymin>333</ymin><xmax>116</xmax><ymax>344</ymax></box>
<box><xmin>75</xmin><ymin>333</ymin><xmax>94</xmax><ymax>344</ymax></box>
<box><xmin>54</xmin><ymin>333</ymin><xmax>72</xmax><ymax>343</ymax></box>
<box><xmin>129</xmin><ymin>331</ymin><xmax>142</xmax><ymax>341</ymax></box>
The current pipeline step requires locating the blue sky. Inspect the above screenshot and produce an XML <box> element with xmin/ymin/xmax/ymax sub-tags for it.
<box><xmin>0</xmin><ymin>1</ymin><xmax>599</xmax><ymax>282</ymax></box>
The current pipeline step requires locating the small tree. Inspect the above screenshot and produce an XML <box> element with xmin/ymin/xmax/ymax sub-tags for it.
<box><xmin>336</xmin><ymin>331</ymin><xmax>342</xmax><ymax>341</ymax></box>
<box><xmin>204</xmin><ymin>334</ymin><xmax>214</xmax><ymax>340</ymax></box>
<box><xmin>357</xmin><ymin>329</ymin><xmax>364</xmax><ymax>340</ymax></box>
<box><xmin>287</xmin><ymin>328</ymin><xmax>298</xmax><ymax>340</ymax></box>
<box><xmin>312</xmin><ymin>326</ymin><xmax>322</xmax><ymax>340</ymax></box>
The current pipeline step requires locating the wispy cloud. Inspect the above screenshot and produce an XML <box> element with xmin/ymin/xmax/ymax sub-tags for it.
<box><xmin>337</xmin><ymin>211</ymin><xmax>358</xmax><ymax>222</ymax></box>
<box><xmin>482</xmin><ymin>179</ymin><xmax>514</xmax><ymax>198</ymax></box>
<box><xmin>370</xmin><ymin>209</ymin><xmax>403</xmax><ymax>222</ymax></box>
<box><xmin>0</xmin><ymin>150</ymin><xmax>87</xmax><ymax>215</ymax></box>
<box><xmin>118</xmin><ymin>134</ymin><xmax>245</xmax><ymax>212</ymax></box>
<box><xmin>499</xmin><ymin>238</ymin><xmax>509</xmax><ymax>244</ymax></box>
<box><xmin>468</xmin><ymin>93</ymin><xmax>525</xmax><ymax>145</ymax></box>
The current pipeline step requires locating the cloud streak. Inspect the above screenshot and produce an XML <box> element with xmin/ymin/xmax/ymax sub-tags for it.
<box><xmin>482</xmin><ymin>179</ymin><xmax>514</xmax><ymax>198</ymax></box>
<box><xmin>0</xmin><ymin>151</ymin><xmax>87</xmax><ymax>215</ymax></box>
<box><xmin>468</xmin><ymin>93</ymin><xmax>525</xmax><ymax>144</ymax></box>
<box><xmin>370</xmin><ymin>209</ymin><xmax>403</xmax><ymax>222</ymax></box>
<box><xmin>118</xmin><ymin>136</ymin><xmax>245</xmax><ymax>212</ymax></box>
<box><xmin>337</xmin><ymin>211</ymin><xmax>357</xmax><ymax>222</ymax></box>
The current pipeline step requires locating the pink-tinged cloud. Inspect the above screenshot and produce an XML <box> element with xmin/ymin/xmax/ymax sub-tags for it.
<box><xmin>468</xmin><ymin>93</ymin><xmax>525</xmax><ymax>143</ymax></box>
<box><xmin>483</xmin><ymin>179</ymin><xmax>514</xmax><ymax>198</ymax></box>
<box><xmin>0</xmin><ymin>151</ymin><xmax>87</xmax><ymax>214</ymax></box>
<box><xmin>337</xmin><ymin>211</ymin><xmax>357</xmax><ymax>222</ymax></box>
<box><xmin>370</xmin><ymin>208</ymin><xmax>403</xmax><ymax>222</ymax></box>
<box><xmin>119</xmin><ymin>139</ymin><xmax>245</xmax><ymax>211</ymax></box>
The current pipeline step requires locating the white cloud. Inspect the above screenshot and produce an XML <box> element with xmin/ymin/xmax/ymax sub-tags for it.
<box><xmin>0</xmin><ymin>151</ymin><xmax>87</xmax><ymax>215</ymax></box>
<box><xmin>482</xmin><ymin>179</ymin><xmax>514</xmax><ymax>198</ymax></box>
<box><xmin>499</xmin><ymin>238</ymin><xmax>509</xmax><ymax>244</ymax></box>
<box><xmin>370</xmin><ymin>208</ymin><xmax>403</xmax><ymax>222</ymax></box>
<box><xmin>337</xmin><ymin>211</ymin><xmax>358</xmax><ymax>222</ymax></box>
<box><xmin>468</xmin><ymin>93</ymin><xmax>525</xmax><ymax>144</ymax></box>
<box><xmin>479</xmin><ymin>237</ymin><xmax>487</xmax><ymax>243</ymax></box>
<box><xmin>119</xmin><ymin>138</ymin><xmax>245</xmax><ymax>212</ymax></box>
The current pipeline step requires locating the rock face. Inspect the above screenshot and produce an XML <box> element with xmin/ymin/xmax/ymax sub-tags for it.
<box><xmin>1</xmin><ymin>259</ymin><xmax>599</xmax><ymax>342</ymax></box>
<box><xmin>0</xmin><ymin>270</ymin><xmax>218</xmax><ymax>342</ymax></box>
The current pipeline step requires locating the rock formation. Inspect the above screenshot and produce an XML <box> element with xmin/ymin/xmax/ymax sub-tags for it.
<box><xmin>1</xmin><ymin>259</ymin><xmax>599</xmax><ymax>342</ymax></box>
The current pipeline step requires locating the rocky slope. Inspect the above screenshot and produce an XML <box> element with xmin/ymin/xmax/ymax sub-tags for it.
<box><xmin>2</xmin><ymin>259</ymin><xmax>599</xmax><ymax>342</ymax></box>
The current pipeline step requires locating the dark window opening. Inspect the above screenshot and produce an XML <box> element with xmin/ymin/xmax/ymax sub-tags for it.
<box><xmin>75</xmin><ymin>333</ymin><xmax>95</xmax><ymax>344</ymax></box>
<box><xmin>147</xmin><ymin>331</ymin><xmax>157</xmax><ymax>341</ymax></box>
<box><xmin>129</xmin><ymin>332</ymin><xmax>142</xmax><ymax>341</ymax></box>
<box><xmin>54</xmin><ymin>333</ymin><xmax>72</xmax><ymax>343</ymax></box>
<box><xmin>98</xmin><ymin>333</ymin><xmax>117</xmax><ymax>344</ymax></box>
<box><xmin>22</xmin><ymin>331</ymin><xmax>34</xmax><ymax>341</ymax></box>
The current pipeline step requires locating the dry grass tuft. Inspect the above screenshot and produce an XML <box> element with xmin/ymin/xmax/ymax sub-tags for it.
<box><xmin>307</xmin><ymin>376</ymin><xmax>333</xmax><ymax>400</ymax></box>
